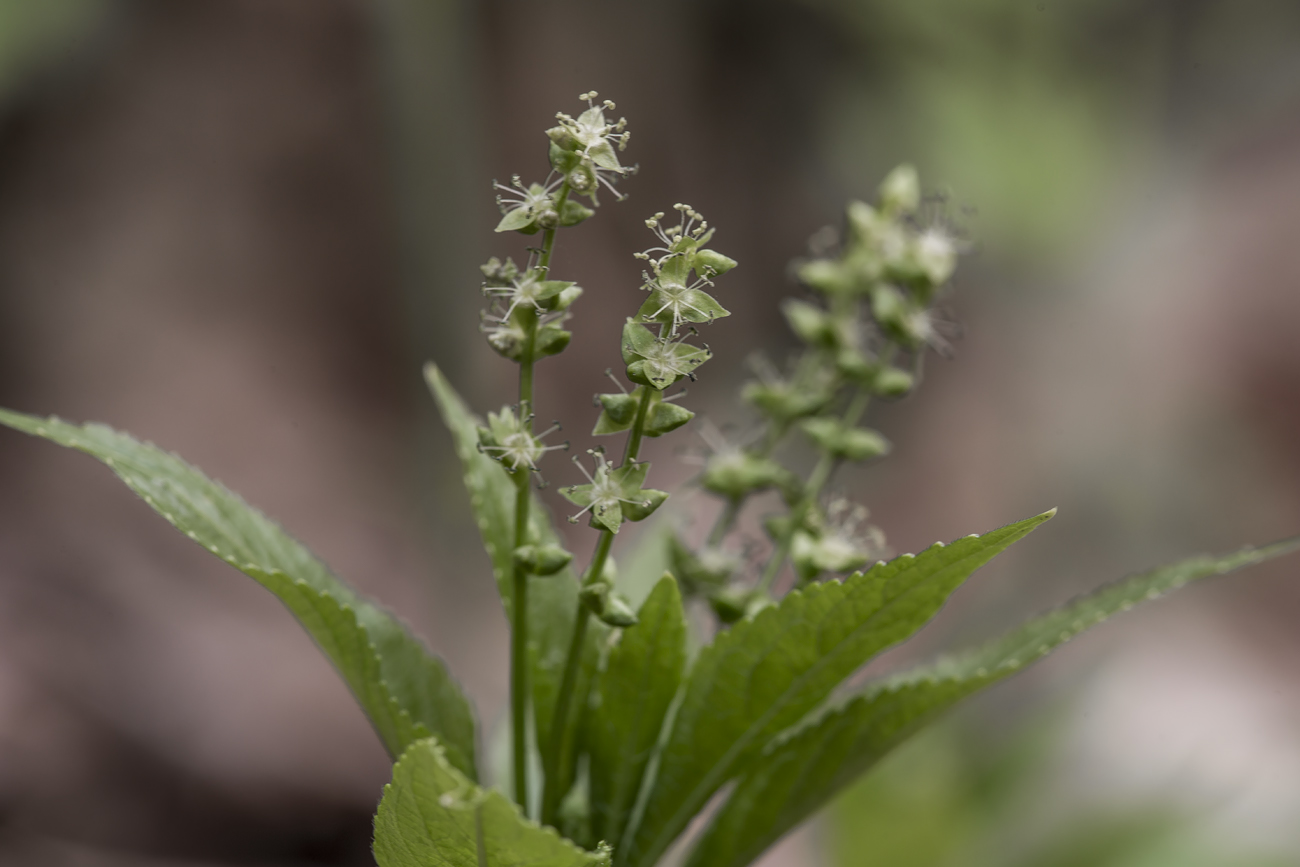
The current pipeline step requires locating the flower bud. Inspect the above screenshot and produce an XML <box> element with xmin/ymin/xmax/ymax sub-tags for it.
<box><xmin>782</xmin><ymin>299</ymin><xmax>837</xmax><ymax>348</ymax></box>
<box><xmin>878</xmin><ymin>164</ymin><xmax>920</xmax><ymax>215</ymax></box>
<box><xmin>645</xmin><ymin>400</ymin><xmax>694</xmax><ymax>437</ymax></box>
<box><xmin>800</xmin><ymin>418</ymin><xmax>891</xmax><ymax>461</ymax></box>
<box><xmin>702</xmin><ymin>451</ymin><xmax>795</xmax><ymax>499</ymax></box>
<box><xmin>580</xmin><ymin>581</ymin><xmax>638</xmax><ymax>627</ymax></box>
<box><xmin>513</xmin><ymin>543</ymin><xmax>573</xmax><ymax>576</ymax></box>
<box><xmin>668</xmin><ymin>535</ymin><xmax>737</xmax><ymax>596</ymax></box>
<box><xmin>692</xmin><ymin>248</ymin><xmax>738</xmax><ymax>278</ymax></box>
<box><xmin>798</xmin><ymin>259</ymin><xmax>854</xmax><ymax>296</ymax></box>
<box><xmin>873</xmin><ymin>366</ymin><xmax>914</xmax><ymax>397</ymax></box>
<box><xmin>708</xmin><ymin>584</ymin><xmax>772</xmax><ymax>625</ymax></box>
<box><xmin>621</xmin><ymin>488</ymin><xmax>668</xmax><ymax>522</ymax></box>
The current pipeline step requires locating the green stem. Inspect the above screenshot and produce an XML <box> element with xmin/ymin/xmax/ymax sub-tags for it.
<box><xmin>506</xmin><ymin>181</ymin><xmax>570</xmax><ymax>815</ymax></box>
<box><xmin>622</xmin><ymin>386</ymin><xmax>654</xmax><ymax>466</ymax></box>
<box><xmin>510</xmin><ymin>468</ymin><xmax>531</xmax><ymax>810</ymax></box>
<box><xmin>707</xmin><ymin>497</ymin><xmax>741</xmax><ymax>548</ymax></box>
<box><xmin>756</xmin><ymin>380</ymin><xmax>877</xmax><ymax>593</ymax></box>
<box><xmin>540</xmin><ymin>531</ymin><xmax>610</xmax><ymax>823</ymax></box>
<box><xmin>541</xmin><ymin>384</ymin><xmax>653</xmax><ymax>823</ymax></box>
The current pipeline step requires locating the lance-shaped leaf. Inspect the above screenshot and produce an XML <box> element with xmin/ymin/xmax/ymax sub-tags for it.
<box><xmin>375</xmin><ymin>737</ymin><xmax>611</xmax><ymax>867</ymax></box>
<box><xmin>589</xmin><ymin>576</ymin><xmax>687</xmax><ymax>851</ymax></box>
<box><xmin>685</xmin><ymin>535</ymin><xmax>1300</xmax><ymax>867</ymax></box>
<box><xmin>0</xmin><ymin>408</ymin><xmax>478</xmax><ymax>777</ymax></box>
<box><xmin>425</xmin><ymin>364</ymin><xmax>598</xmax><ymax>789</ymax></box>
<box><xmin>621</xmin><ymin>511</ymin><xmax>1054</xmax><ymax>867</ymax></box>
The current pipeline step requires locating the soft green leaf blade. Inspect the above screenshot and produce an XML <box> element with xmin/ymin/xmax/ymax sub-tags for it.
<box><xmin>0</xmin><ymin>408</ymin><xmax>478</xmax><ymax>777</ymax></box>
<box><xmin>622</xmin><ymin>511</ymin><xmax>1053</xmax><ymax>867</ymax></box>
<box><xmin>375</xmin><ymin>737</ymin><xmax>611</xmax><ymax>867</ymax></box>
<box><xmin>424</xmin><ymin>363</ymin><xmax>596</xmax><ymax>784</ymax></box>
<box><xmin>589</xmin><ymin>576</ymin><xmax>687</xmax><ymax>851</ymax></box>
<box><xmin>685</xmin><ymin>535</ymin><xmax>1300</xmax><ymax>867</ymax></box>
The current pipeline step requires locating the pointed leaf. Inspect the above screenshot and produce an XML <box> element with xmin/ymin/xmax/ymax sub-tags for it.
<box><xmin>686</xmin><ymin>536</ymin><xmax>1300</xmax><ymax>867</ymax></box>
<box><xmin>375</xmin><ymin>737</ymin><xmax>611</xmax><ymax>867</ymax></box>
<box><xmin>589</xmin><ymin>576</ymin><xmax>687</xmax><ymax>851</ymax></box>
<box><xmin>0</xmin><ymin>408</ymin><xmax>478</xmax><ymax>777</ymax></box>
<box><xmin>621</xmin><ymin>511</ymin><xmax>1054</xmax><ymax>867</ymax></box>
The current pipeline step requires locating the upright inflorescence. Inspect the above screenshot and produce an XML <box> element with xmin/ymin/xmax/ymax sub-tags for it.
<box><xmin>673</xmin><ymin>165</ymin><xmax>965</xmax><ymax>622</ymax></box>
<box><xmin>478</xmin><ymin>92</ymin><xmax>634</xmax><ymax>817</ymax></box>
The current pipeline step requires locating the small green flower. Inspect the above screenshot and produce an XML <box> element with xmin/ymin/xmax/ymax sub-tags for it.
<box><xmin>632</xmin><ymin>205</ymin><xmax>735</xmax><ymax>335</ymax></box>
<box><xmin>791</xmin><ymin>498</ymin><xmax>887</xmax><ymax>582</ymax></box>
<box><xmin>547</xmin><ymin>92</ymin><xmax>632</xmax><ymax>203</ymax></box>
<box><xmin>688</xmin><ymin>421</ymin><xmax>796</xmax><ymax>500</ymax></box>
<box><xmin>591</xmin><ymin>378</ymin><xmax>694</xmax><ymax>437</ymax></box>
<box><xmin>477</xmin><ymin>407</ymin><xmax>567</xmax><ymax>473</ymax></box>
<box><xmin>561</xmin><ymin>451</ymin><xmax>667</xmax><ymax>533</ymax></box>
<box><xmin>621</xmin><ymin>320</ymin><xmax>711</xmax><ymax>389</ymax></box>
<box><xmin>741</xmin><ymin>354</ymin><xmax>837</xmax><ymax>424</ymax></box>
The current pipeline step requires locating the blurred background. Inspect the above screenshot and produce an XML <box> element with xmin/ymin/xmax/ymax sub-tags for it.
<box><xmin>0</xmin><ymin>0</ymin><xmax>1298</xmax><ymax>864</ymax></box>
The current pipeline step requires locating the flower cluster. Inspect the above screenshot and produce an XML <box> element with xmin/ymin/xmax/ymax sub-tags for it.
<box><xmin>670</xmin><ymin>165</ymin><xmax>964</xmax><ymax>618</ymax></box>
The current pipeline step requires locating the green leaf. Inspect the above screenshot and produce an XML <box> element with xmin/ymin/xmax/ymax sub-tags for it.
<box><xmin>425</xmin><ymin>364</ymin><xmax>597</xmax><ymax>791</ymax></box>
<box><xmin>0</xmin><ymin>408</ymin><xmax>478</xmax><ymax>777</ymax></box>
<box><xmin>685</xmin><ymin>535</ymin><xmax>1300</xmax><ymax>867</ymax></box>
<box><xmin>589</xmin><ymin>576</ymin><xmax>687</xmax><ymax>851</ymax></box>
<box><xmin>375</xmin><ymin>737</ymin><xmax>611</xmax><ymax>867</ymax></box>
<box><xmin>621</xmin><ymin>511</ymin><xmax>1053</xmax><ymax>867</ymax></box>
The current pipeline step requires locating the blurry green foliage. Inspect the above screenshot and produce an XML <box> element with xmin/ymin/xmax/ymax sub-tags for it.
<box><xmin>0</xmin><ymin>0</ymin><xmax>110</xmax><ymax>102</ymax></box>
<box><xmin>827</xmin><ymin>711</ymin><xmax>1295</xmax><ymax>867</ymax></box>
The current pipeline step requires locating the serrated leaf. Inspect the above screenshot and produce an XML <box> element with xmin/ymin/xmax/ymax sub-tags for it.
<box><xmin>0</xmin><ymin>408</ymin><xmax>478</xmax><ymax>777</ymax></box>
<box><xmin>375</xmin><ymin>737</ymin><xmax>611</xmax><ymax>867</ymax></box>
<box><xmin>621</xmin><ymin>511</ymin><xmax>1053</xmax><ymax>867</ymax></box>
<box><xmin>589</xmin><ymin>576</ymin><xmax>687</xmax><ymax>851</ymax></box>
<box><xmin>425</xmin><ymin>364</ymin><xmax>597</xmax><ymax>790</ymax></box>
<box><xmin>685</xmin><ymin>535</ymin><xmax>1300</xmax><ymax>867</ymax></box>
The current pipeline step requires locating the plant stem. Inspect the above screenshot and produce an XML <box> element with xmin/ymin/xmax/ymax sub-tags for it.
<box><xmin>510</xmin><ymin>468</ymin><xmax>531</xmax><ymax>810</ymax></box>
<box><xmin>706</xmin><ymin>497</ymin><xmax>741</xmax><ymax>547</ymax></box>
<box><xmin>540</xmin><ymin>530</ymin><xmax>610</xmax><ymax>823</ymax></box>
<box><xmin>622</xmin><ymin>386</ymin><xmax>653</xmax><ymax>466</ymax></box>
<box><xmin>542</xmin><ymin>384</ymin><xmax>653</xmax><ymax>823</ymax></box>
<box><xmin>756</xmin><ymin>384</ymin><xmax>876</xmax><ymax>593</ymax></box>
<box><xmin>506</xmin><ymin>180</ymin><xmax>570</xmax><ymax>815</ymax></box>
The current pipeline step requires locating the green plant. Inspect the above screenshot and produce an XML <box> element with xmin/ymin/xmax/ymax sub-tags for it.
<box><xmin>1</xmin><ymin>93</ymin><xmax>1294</xmax><ymax>867</ymax></box>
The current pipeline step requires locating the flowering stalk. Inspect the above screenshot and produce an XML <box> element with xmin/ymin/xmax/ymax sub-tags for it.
<box><xmin>677</xmin><ymin>166</ymin><xmax>959</xmax><ymax>618</ymax></box>
<box><xmin>478</xmin><ymin>92</ymin><xmax>632</xmax><ymax>813</ymax></box>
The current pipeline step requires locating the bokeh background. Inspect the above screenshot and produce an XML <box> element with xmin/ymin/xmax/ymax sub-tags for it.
<box><xmin>1</xmin><ymin>1</ymin><xmax>1299</xmax><ymax>865</ymax></box>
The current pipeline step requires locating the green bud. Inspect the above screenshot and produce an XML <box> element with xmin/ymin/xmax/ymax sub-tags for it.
<box><xmin>534</xmin><ymin>324</ymin><xmax>572</xmax><ymax>359</ymax></box>
<box><xmin>798</xmin><ymin>259</ymin><xmax>854</xmax><ymax>296</ymax></box>
<box><xmin>621</xmin><ymin>488</ymin><xmax>668</xmax><ymax>522</ymax></box>
<box><xmin>708</xmin><ymin>584</ymin><xmax>773</xmax><ymax>625</ymax></box>
<box><xmin>593</xmin><ymin>392</ymin><xmax>640</xmax><ymax>434</ymax></box>
<box><xmin>782</xmin><ymin>299</ymin><xmax>836</xmax><ymax>348</ymax></box>
<box><xmin>668</xmin><ymin>536</ymin><xmax>737</xmax><ymax>596</ymax></box>
<box><xmin>702</xmin><ymin>451</ymin><xmax>794</xmax><ymax>499</ymax></box>
<box><xmin>549</xmin><ymin>141</ymin><xmax>581</xmax><ymax>173</ymax></box>
<box><xmin>791</xmin><ymin>529</ymin><xmax>870</xmax><ymax>582</ymax></box>
<box><xmin>800</xmin><ymin>418</ymin><xmax>891</xmax><ymax>461</ymax></box>
<box><xmin>879</xmin><ymin>164</ymin><xmax>920</xmax><ymax>215</ymax></box>
<box><xmin>692</xmin><ymin>248</ymin><xmax>738</xmax><ymax>278</ymax></box>
<box><xmin>873</xmin><ymin>366</ymin><xmax>914</xmax><ymax>397</ymax></box>
<box><xmin>560</xmin><ymin>199</ymin><xmax>595</xmax><ymax>227</ymax></box>
<box><xmin>645</xmin><ymin>400</ymin><xmax>694</xmax><ymax>437</ymax></box>
<box><xmin>513</xmin><ymin>543</ymin><xmax>573</xmax><ymax>576</ymax></box>
<box><xmin>481</xmin><ymin>256</ymin><xmax>520</xmax><ymax>287</ymax></box>
<box><xmin>580</xmin><ymin>581</ymin><xmax>638</xmax><ymax>627</ymax></box>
